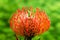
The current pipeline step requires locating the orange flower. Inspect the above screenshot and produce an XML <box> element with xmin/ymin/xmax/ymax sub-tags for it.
<box><xmin>10</xmin><ymin>7</ymin><xmax>50</xmax><ymax>37</ymax></box>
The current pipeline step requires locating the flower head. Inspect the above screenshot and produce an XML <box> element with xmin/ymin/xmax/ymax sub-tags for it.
<box><xmin>10</xmin><ymin>7</ymin><xmax>50</xmax><ymax>37</ymax></box>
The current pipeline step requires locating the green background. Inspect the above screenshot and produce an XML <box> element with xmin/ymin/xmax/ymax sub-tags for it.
<box><xmin>0</xmin><ymin>0</ymin><xmax>60</xmax><ymax>40</ymax></box>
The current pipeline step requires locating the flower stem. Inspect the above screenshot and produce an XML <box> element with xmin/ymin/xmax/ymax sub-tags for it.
<box><xmin>15</xmin><ymin>34</ymin><xmax>18</xmax><ymax>40</ymax></box>
<box><xmin>25</xmin><ymin>37</ymin><xmax>32</xmax><ymax>40</ymax></box>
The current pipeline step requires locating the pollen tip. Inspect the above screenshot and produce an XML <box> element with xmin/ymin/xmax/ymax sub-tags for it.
<box><xmin>30</xmin><ymin>7</ymin><xmax>33</xmax><ymax>11</ymax></box>
<box><xmin>36</xmin><ymin>8</ymin><xmax>40</xmax><ymax>11</ymax></box>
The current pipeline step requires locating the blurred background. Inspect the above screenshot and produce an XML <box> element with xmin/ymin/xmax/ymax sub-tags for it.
<box><xmin>0</xmin><ymin>0</ymin><xmax>60</xmax><ymax>40</ymax></box>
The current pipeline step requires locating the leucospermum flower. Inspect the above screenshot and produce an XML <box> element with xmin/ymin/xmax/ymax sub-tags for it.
<box><xmin>10</xmin><ymin>7</ymin><xmax>50</xmax><ymax>40</ymax></box>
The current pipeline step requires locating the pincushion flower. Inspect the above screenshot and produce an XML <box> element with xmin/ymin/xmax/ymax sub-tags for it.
<box><xmin>10</xmin><ymin>7</ymin><xmax>50</xmax><ymax>40</ymax></box>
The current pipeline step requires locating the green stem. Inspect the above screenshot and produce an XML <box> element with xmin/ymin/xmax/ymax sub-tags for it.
<box><xmin>15</xmin><ymin>34</ymin><xmax>18</xmax><ymax>40</ymax></box>
<box><xmin>25</xmin><ymin>37</ymin><xmax>32</xmax><ymax>40</ymax></box>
